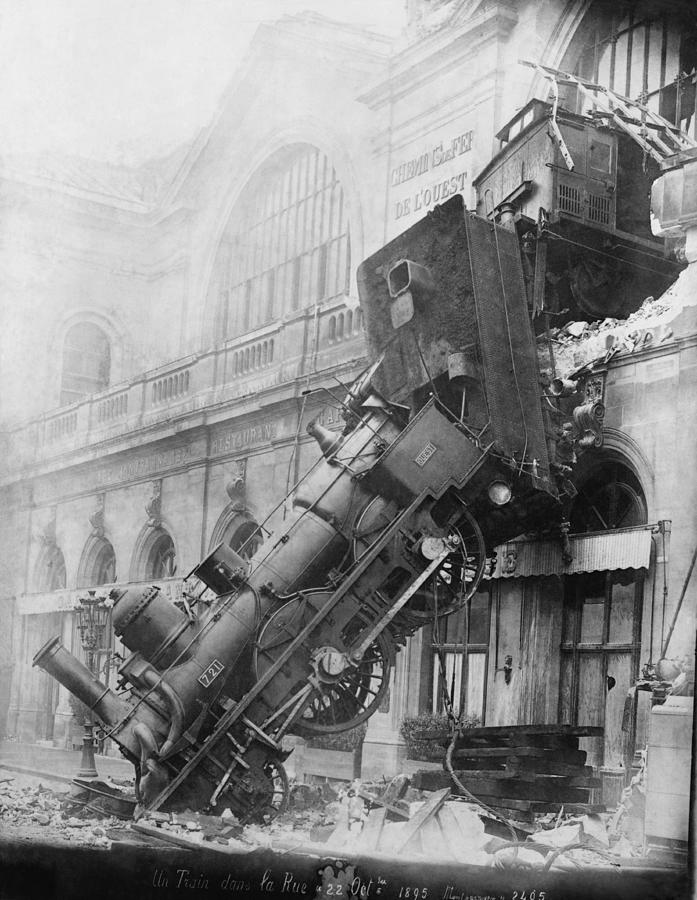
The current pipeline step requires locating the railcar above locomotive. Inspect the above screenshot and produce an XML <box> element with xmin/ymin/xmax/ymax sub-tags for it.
<box><xmin>473</xmin><ymin>89</ymin><xmax>686</xmax><ymax>323</ymax></box>
<box><xmin>33</xmin><ymin>198</ymin><xmax>570</xmax><ymax>821</ymax></box>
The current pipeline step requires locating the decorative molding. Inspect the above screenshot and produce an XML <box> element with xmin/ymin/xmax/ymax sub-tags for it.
<box><xmin>38</xmin><ymin>508</ymin><xmax>57</xmax><ymax>547</ymax></box>
<box><xmin>225</xmin><ymin>460</ymin><xmax>248</xmax><ymax>512</ymax></box>
<box><xmin>89</xmin><ymin>493</ymin><xmax>105</xmax><ymax>537</ymax></box>
<box><xmin>582</xmin><ymin>372</ymin><xmax>606</xmax><ymax>404</ymax></box>
<box><xmin>573</xmin><ymin>400</ymin><xmax>605</xmax><ymax>451</ymax></box>
<box><xmin>145</xmin><ymin>479</ymin><xmax>162</xmax><ymax>528</ymax></box>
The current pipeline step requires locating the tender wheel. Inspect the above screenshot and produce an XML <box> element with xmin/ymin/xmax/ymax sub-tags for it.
<box><xmin>254</xmin><ymin>592</ymin><xmax>393</xmax><ymax>736</ymax></box>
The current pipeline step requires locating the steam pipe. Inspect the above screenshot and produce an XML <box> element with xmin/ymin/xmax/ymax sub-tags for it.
<box><xmin>142</xmin><ymin>669</ymin><xmax>185</xmax><ymax>758</ymax></box>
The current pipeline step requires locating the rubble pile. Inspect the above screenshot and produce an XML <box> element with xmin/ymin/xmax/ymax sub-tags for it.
<box><xmin>537</xmin><ymin>254</ymin><xmax>697</xmax><ymax>383</ymax></box>
<box><xmin>135</xmin><ymin>773</ymin><xmax>645</xmax><ymax>871</ymax></box>
<box><xmin>1</xmin><ymin>766</ymin><xmax>648</xmax><ymax>870</ymax></box>
<box><xmin>538</xmin><ymin>292</ymin><xmax>680</xmax><ymax>381</ymax></box>
<box><xmin>0</xmin><ymin>773</ymin><xmax>128</xmax><ymax>847</ymax></box>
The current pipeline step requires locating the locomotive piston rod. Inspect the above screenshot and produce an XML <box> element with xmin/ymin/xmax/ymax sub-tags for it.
<box><xmin>348</xmin><ymin>537</ymin><xmax>458</xmax><ymax>663</ymax></box>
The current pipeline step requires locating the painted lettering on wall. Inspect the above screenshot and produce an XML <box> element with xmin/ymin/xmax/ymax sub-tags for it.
<box><xmin>211</xmin><ymin>423</ymin><xmax>277</xmax><ymax>456</ymax></box>
<box><xmin>391</xmin><ymin>129</ymin><xmax>474</xmax><ymax>221</ymax></box>
<box><xmin>394</xmin><ymin>171</ymin><xmax>468</xmax><ymax>220</ymax></box>
<box><xmin>391</xmin><ymin>130</ymin><xmax>474</xmax><ymax>187</ymax></box>
<box><xmin>96</xmin><ymin>445</ymin><xmax>195</xmax><ymax>486</ymax></box>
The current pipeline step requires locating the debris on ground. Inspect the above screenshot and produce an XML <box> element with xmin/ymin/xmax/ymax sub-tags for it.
<box><xmin>0</xmin><ymin>771</ymin><xmax>129</xmax><ymax>847</ymax></box>
<box><xmin>0</xmin><ymin>766</ymin><xmax>647</xmax><ymax>867</ymax></box>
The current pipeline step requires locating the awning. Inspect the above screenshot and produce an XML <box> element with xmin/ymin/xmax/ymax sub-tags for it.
<box><xmin>487</xmin><ymin>527</ymin><xmax>654</xmax><ymax>580</ymax></box>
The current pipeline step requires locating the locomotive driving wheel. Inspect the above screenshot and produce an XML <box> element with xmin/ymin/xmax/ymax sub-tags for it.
<box><xmin>404</xmin><ymin>508</ymin><xmax>486</xmax><ymax>620</ymax></box>
<box><xmin>254</xmin><ymin>591</ymin><xmax>393</xmax><ymax>736</ymax></box>
<box><xmin>354</xmin><ymin>499</ymin><xmax>486</xmax><ymax>621</ymax></box>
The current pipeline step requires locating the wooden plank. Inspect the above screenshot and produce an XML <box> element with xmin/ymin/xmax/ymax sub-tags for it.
<box><xmin>453</xmin><ymin>746</ymin><xmax>587</xmax><ymax>765</ymax></box>
<box><xmin>131</xmin><ymin>822</ymin><xmax>252</xmax><ymax>854</ymax></box>
<box><xmin>358</xmin><ymin>807</ymin><xmax>386</xmax><ymax>853</ymax></box>
<box><xmin>506</xmin><ymin>734</ymin><xmax>581</xmax><ymax>749</ymax></box>
<box><xmin>418</xmin><ymin>817</ymin><xmax>447</xmax><ymax>858</ymax></box>
<box><xmin>392</xmin><ymin>788</ymin><xmax>450</xmax><ymax>853</ymax></box>
<box><xmin>505</xmin><ymin>757</ymin><xmax>594</xmax><ymax>777</ymax></box>
<box><xmin>420</xmin><ymin>773</ymin><xmax>594</xmax><ymax>803</ymax></box>
<box><xmin>446</xmin><ymin>768</ymin><xmax>600</xmax><ymax>789</ymax></box>
<box><xmin>455</xmin><ymin>725</ymin><xmax>604</xmax><ymax>739</ymax></box>
<box><xmin>435</xmin><ymin>805</ymin><xmax>475</xmax><ymax>858</ymax></box>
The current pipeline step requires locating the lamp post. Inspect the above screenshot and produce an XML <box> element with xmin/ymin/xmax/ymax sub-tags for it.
<box><xmin>74</xmin><ymin>591</ymin><xmax>110</xmax><ymax>779</ymax></box>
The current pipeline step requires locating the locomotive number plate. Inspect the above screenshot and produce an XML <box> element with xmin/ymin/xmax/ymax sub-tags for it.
<box><xmin>414</xmin><ymin>441</ymin><xmax>437</xmax><ymax>467</ymax></box>
<box><xmin>198</xmin><ymin>658</ymin><xmax>225</xmax><ymax>688</ymax></box>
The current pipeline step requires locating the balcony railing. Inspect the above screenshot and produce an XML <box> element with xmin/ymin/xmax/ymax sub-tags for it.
<box><xmin>5</xmin><ymin>299</ymin><xmax>366</xmax><ymax>473</ymax></box>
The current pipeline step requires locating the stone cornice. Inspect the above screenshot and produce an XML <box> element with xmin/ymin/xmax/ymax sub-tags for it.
<box><xmin>359</xmin><ymin>1</ymin><xmax>518</xmax><ymax>110</ymax></box>
<box><xmin>0</xmin><ymin>357</ymin><xmax>368</xmax><ymax>493</ymax></box>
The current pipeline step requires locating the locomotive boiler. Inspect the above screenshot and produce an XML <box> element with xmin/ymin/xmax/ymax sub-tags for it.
<box><xmin>34</xmin><ymin>195</ymin><xmax>567</xmax><ymax>821</ymax></box>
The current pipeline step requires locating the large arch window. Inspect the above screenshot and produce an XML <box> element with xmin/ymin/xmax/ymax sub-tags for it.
<box><xmin>214</xmin><ymin>143</ymin><xmax>351</xmax><ymax>339</ymax></box>
<box><xmin>35</xmin><ymin>545</ymin><xmax>67</xmax><ymax>592</ymax></box>
<box><xmin>567</xmin><ymin>2</ymin><xmax>697</xmax><ymax>139</ymax></box>
<box><xmin>220</xmin><ymin>516</ymin><xmax>264</xmax><ymax>562</ymax></box>
<box><xmin>144</xmin><ymin>531</ymin><xmax>177</xmax><ymax>580</ymax></box>
<box><xmin>78</xmin><ymin>537</ymin><xmax>117</xmax><ymax>589</ymax></box>
<box><xmin>60</xmin><ymin>322</ymin><xmax>111</xmax><ymax>406</ymax></box>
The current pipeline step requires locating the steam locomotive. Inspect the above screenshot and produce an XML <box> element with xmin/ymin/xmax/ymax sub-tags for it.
<box><xmin>34</xmin><ymin>196</ymin><xmax>569</xmax><ymax>821</ymax></box>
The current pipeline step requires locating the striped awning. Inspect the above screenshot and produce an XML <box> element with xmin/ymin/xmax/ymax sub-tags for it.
<box><xmin>488</xmin><ymin>527</ymin><xmax>654</xmax><ymax>580</ymax></box>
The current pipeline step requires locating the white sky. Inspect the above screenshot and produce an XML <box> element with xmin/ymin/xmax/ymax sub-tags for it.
<box><xmin>0</xmin><ymin>0</ymin><xmax>406</xmax><ymax>166</ymax></box>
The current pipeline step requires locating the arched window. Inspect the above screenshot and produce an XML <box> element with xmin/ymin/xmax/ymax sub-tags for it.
<box><xmin>570</xmin><ymin>461</ymin><xmax>647</xmax><ymax>533</ymax></box>
<box><xmin>36</xmin><ymin>545</ymin><xmax>67</xmax><ymax>592</ymax></box>
<box><xmin>60</xmin><ymin>323</ymin><xmax>111</xmax><ymax>406</ymax></box>
<box><xmin>78</xmin><ymin>537</ymin><xmax>117</xmax><ymax>589</ymax></box>
<box><xmin>213</xmin><ymin>144</ymin><xmax>351</xmax><ymax>339</ymax></box>
<box><xmin>565</xmin><ymin>2</ymin><xmax>697</xmax><ymax>140</ymax></box>
<box><xmin>224</xmin><ymin>518</ymin><xmax>263</xmax><ymax>562</ymax></box>
<box><xmin>145</xmin><ymin>531</ymin><xmax>177</xmax><ymax>580</ymax></box>
<box><xmin>92</xmin><ymin>540</ymin><xmax>117</xmax><ymax>586</ymax></box>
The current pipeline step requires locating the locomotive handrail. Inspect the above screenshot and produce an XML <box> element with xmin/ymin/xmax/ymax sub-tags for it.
<box><xmin>144</xmin><ymin>490</ymin><xmax>429</xmax><ymax>812</ymax></box>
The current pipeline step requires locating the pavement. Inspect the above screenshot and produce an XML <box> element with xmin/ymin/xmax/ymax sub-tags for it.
<box><xmin>0</xmin><ymin>739</ymin><xmax>133</xmax><ymax>785</ymax></box>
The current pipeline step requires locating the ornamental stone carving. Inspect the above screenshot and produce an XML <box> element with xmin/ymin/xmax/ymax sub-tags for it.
<box><xmin>145</xmin><ymin>480</ymin><xmax>162</xmax><ymax>528</ymax></box>
<box><xmin>225</xmin><ymin>460</ymin><xmax>247</xmax><ymax>512</ymax></box>
<box><xmin>89</xmin><ymin>494</ymin><xmax>105</xmax><ymax>537</ymax></box>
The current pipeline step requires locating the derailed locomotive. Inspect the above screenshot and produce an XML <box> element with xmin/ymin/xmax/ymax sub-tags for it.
<box><xmin>34</xmin><ymin>196</ymin><xmax>570</xmax><ymax>821</ymax></box>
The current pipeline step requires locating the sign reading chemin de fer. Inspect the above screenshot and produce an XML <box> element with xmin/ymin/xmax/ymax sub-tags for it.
<box><xmin>391</xmin><ymin>129</ymin><xmax>475</xmax><ymax>222</ymax></box>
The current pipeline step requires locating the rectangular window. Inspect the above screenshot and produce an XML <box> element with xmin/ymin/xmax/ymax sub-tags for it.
<box><xmin>431</xmin><ymin>588</ymin><xmax>490</xmax><ymax>722</ymax></box>
<box><xmin>560</xmin><ymin>570</ymin><xmax>643</xmax><ymax>769</ymax></box>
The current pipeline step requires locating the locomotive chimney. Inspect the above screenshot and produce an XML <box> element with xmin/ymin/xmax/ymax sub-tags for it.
<box><xmin>33</xmin><ymin>636</ymin><xmax>132</xmax><ymax>727</ymax></box>
<box><xmin>307</xmin><ymin>419</ymin><xmax>342</xmax><ymax>458</ymax></box>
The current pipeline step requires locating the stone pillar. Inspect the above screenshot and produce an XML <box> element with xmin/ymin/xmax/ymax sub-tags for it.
<box><xmin>650</xmin><ymin>147</ymin><xmax>697</xmax><ymax>660</ymax></box>
<box><xmin>52</xmin><ymin>612</ymin><xmax>76</xmax><ymax>748</ymax></box>
<box><xmin>361</xmin><ymin>631</ymin><xmax>425</xmax><ymax>780</ymax></box>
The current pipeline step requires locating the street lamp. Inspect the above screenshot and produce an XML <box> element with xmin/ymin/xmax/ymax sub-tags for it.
<box><xmin>74</xmin><ymin>590</ymin><xmax>111</xmax><ymax>779</ymax></box>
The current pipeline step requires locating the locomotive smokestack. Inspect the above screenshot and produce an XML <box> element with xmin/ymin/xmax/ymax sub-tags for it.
<box><xmin>33</xmin><ymin>636</ymin><xmax>132</xmax><ymax>727</ymax></box>
<box><xmin>307</xmin><ymin>419</ymin><xmax>342</xmax><ymax>458</ymax></box>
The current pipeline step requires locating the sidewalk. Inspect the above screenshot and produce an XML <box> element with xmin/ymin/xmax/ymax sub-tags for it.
<box><xmin>0</xmin><ymin>740</ymin><xmax>133</xmax><ymax>785</ymax></box>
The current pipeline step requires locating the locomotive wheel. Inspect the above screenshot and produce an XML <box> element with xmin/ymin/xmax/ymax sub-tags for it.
<box><xmin>404</xmin><ymin>509</ymin><xmax>486</xmax><ymax>620</ymax></box>
<box><xmin>240</xmin><ymin>758</ymin><xmax>289</xmax><ymax>822</ymax></box>
<box><xmin>354</xmin><ymin>500</ymin><xmax>486</xmax><ymax>620</ymax></box>
<box><xmin>254</xmin><ymin>592</ymin><xmax>393</xmax><ymax>735</ymax></box>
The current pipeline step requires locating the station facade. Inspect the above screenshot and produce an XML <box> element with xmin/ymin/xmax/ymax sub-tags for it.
<box><xmin>1</xmin><ymin>0</ymin><xmax>696</xmax><ymax>791</ymax></box>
